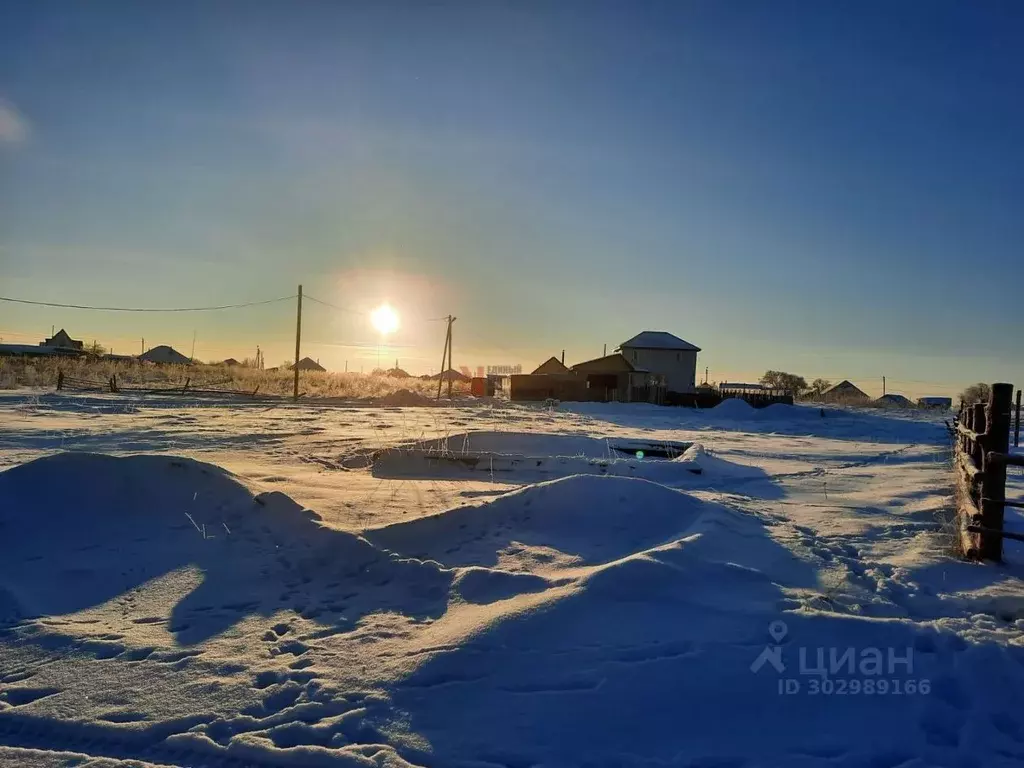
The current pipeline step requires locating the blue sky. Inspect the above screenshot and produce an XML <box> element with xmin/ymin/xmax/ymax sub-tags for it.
<box><xmin>1</xmin><ymin>1</ymin><xmax>1021</xmax><ymax>394</ymax></box>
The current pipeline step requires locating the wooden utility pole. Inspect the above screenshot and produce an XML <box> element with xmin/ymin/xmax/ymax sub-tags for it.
<box><xmin>447</xmin><ymin>316</ymin><xmax>457</xmax><ymax>398</ymax></box>
<box><xmin>436</xmin><ymin>317</ymin><xmax>450</xmax><ymax>400</ymax></box>
<box><xmin>191</xmin><ymin>331</ymin><xmax>196</xmax><ymax>363</ymax></box>
<box><xmin>882</xmin><ymin>376</ymin><xmax>886</xmax><ymax>396</ymax></box>
<box><xmin>141</xmin><ymin>338</ymin><xmax>144</xmax><ymax>355</ymax></box>
<box><xmin>293</xmin><ymin>285</ymin><xmax>303</xmax><ymax>402</ymax></box>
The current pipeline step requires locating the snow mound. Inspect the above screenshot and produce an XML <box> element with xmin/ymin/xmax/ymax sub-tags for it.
<box><xmin>451</xmin><ymin>567</ymin><xmax>552</xmax><ymax>604</ymax></box>
<box><xmin>710</xmin><ymin>397</ymin><xmax>757</xmax><ymax>417</ymax></box>
<box><xmin>376</xmin><ymin>388</ymin><xmax>432</xmax><ymax>406</ymax></box>
<box><xmin>366</xmin><ymin>474</ymin><xmax>705</xmax><ymax>569</ymax></box>
<box><xmin>0</xmin><ymin>453</ymin><xmax>449</xmax><ymax>640</ymax></box>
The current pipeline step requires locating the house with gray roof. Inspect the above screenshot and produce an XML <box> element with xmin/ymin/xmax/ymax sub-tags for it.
<box><xmin>617</xmin><ymin>331</ymin><xmax>701</xmax><ymax>394</ymax></box>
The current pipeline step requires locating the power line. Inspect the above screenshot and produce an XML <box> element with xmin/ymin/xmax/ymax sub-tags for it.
<box><xmin>302</xmin><ymin>294</ymin><xmax>365</xmax><ymax>315</ymax></box>
<box><xmin>0</xmin><ymin>294</ymin><xmax>296</xmax><ymax>312</ymax></box>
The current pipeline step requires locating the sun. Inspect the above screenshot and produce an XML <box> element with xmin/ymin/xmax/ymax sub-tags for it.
<box><xmin>370</xmin><ymin>304</ymin><xmax>399</xmax><ymax>335</ymax></box>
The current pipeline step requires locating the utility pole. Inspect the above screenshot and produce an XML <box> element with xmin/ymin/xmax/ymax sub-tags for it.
<box><xmin>705</xmin><ymin>367</ymin><xmax>709</xmax><ymax>385</ymax></box>
<box><xmin>436</xmin><ymin>315</ymin><xmax>453</xmax><ymax>400</ymax></box>
<box><xmin>190</xmin><ymin>330</ymin><xmax>196</xmax><ymax>363</ymax></box>
<box><xmin>345</xmin><ymin>360</ymin><xmax>348</xmax><ymax>373</ymax></box>
<box><xmin>561</xmin><ymin>349</ymin><xmax>565</xmax><ymax>365</ymax></box>
<box><xmin>447</xmin><ymin>316</ymin><xmax>457</xmax><ymax>398</ymax></box>
<box><xmin>603</xmin><ymin>343</ymin><xmax>607</xmax><ymax>357</ymax></box>
<box><xmin>882</xmin><ymin>376</ymin><xmax>886</xmax><ymax>397</ymax></box>
<box><xmin>141</xmin><ymin>338</ymin><xmax>144</xmax><ymax>355</ymax></box>
<box><xmin>293</xmin><ymin>285</ymin><xmax>303</xmax><ymax>402</ymax></box>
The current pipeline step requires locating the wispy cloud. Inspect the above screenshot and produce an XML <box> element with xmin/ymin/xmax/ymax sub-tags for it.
<box><xmin>0</xmin><ymin>99</ymin><xmax>30</xmax><ymax>144</ymax></box>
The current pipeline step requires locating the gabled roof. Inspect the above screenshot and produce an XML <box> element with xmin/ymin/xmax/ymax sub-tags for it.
<box><xmin>571</xmin><ymin>353</ymin><xmax>635</xmax><ymax>374</ymax></box>
<box><xmin>532</xmin><ymin>356</ymin><xmax>569</xmax><ymax>375</ymax></box>
<box><xmin>429</xmin><ymin>368</ymin><xmax>470</xmax><ymax>381</ymax></box>
<box><xmin>139</xmin><ymin>345</ymin><xmax>191</xmax><ymax>364</ymax></box>
<box><xmin>823</xmin><ymin>380</ymin><xmax>869</xmax><ymax>399</ymax></box>
<box><xmin>875</xmin><ymin>393</ymin><xmax>912</xmax><ymax>406</ymax></box>
<box><xmin>618</xmin><ymin>331</ymin><xmax>701</xmax><ymax>352</ymax></box>
<box><xmin>290</xmin><ymin>357</ymin><xmax>326</xmax><ymax>372</ymax></box>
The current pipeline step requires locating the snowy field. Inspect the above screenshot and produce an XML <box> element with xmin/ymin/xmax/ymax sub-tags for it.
<box><xmin>2</xmin><ymin>391</ymin><xmax>1024</xmax><ymax>768</ymax></box>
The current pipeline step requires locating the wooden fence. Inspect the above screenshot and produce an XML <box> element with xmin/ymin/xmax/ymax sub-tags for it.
<box><xmin>56</xmin><ymin>370</ymin><xmax>265</xmax><ymax>399</ymax></box>
<box><xmin>954</xmin><ymin>382</ymin><xmax>1024</xmax><ymax>560</ymax></box>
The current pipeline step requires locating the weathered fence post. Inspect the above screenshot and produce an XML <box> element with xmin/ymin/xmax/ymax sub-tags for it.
<box><xmin>1015</xmin><ymin>389</ymin><xmax>1021</xmax><ymax>448</ymax></box>
<box><xmin>57</xmin><ymin>370</ymin><xmax>64</xmax><ymax>391</ymax></box>
<box><xmin>980</xmin><ymin>383</ymin><xmax>1014</xmax><ymax>561</ymax></box>
<box><xmin>972</xmin><ymin>403</ymin><xmax>986</xmax><ymax>472</ymax></box>
<box><xmin>182</xmin><ymin>377</ymin><xmax>190</xmax><ymax>395</ymax></box>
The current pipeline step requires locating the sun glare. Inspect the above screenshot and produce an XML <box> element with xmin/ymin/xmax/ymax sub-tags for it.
<box><xmin>371</xmin><ymin>304</ymin><xmax>399</xmax><ymax>335</ymax></box>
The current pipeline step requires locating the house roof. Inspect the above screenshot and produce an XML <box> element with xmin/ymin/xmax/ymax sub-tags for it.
<box><xmin>429</xmin><ymin>368</ymin><xmax>470</xmax><ymax>381</ymax></box>
<box><xmin>571</xmin><ymin>353</ymin><xmax>635</xmax><ymax>374</ymax></box>
<box><xmin>532</xmin><ymin>356</ymin><xmax>570</xmax><ymax>375</ymax></box>
<box><xmin>823</xmin><ymin>380</ymin><xmax>869</xmax><ymax>399</ymax></box>
<box><xmin>618</xmin><ymin>331</ymin><xmax>701</xmax><ymax>352</ymax></box>
<box><xmin>41</xmin><ymin>329</ymin><xmax>84</xmax><ymax>348</ymax></box>
<box><xmin>875</xmin><ymin>393</ymin><xmax>912</xmax><ymax>406</ymax></box>
<box><xmin>290</xmin><ymin>357</ymin><xmax>326</xmax><ymax>372</ymax></box>
<box><xmin>139</xmin><ymin>345</ymin><xmax>191</xmax><ymax>365</ymax></box>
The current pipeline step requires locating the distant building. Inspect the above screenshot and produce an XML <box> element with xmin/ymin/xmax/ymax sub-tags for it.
<box><xmin>486</xmin><ymin>364</ymin><xmax>522</xmax><ymax>375</ymax></box>
<box><xmin>918</xmin><ymin>396</ymin><xmax>952</xmax><ymax>409</ymax></box>
<box><xmin>532</xmin><ymin>356</ymin><xmax>570</xmax><ymax>375</ymax></box>
<box><xmin>617</xmin><ymin>331</ymin><xmax>700</xmax><ymax>394</ymax></box>
<box><xmin>821</xmin><ymin>380</ymin><xmax>870</xmax><ymax>403</ymax></box>
<box><xmin>290</xmin><ymin>357</ymin><xmax>326</xmax><ymax>372</ymax></box>
<box><xmin>222</xmin><ymin>358</ymin><xmax>241</xmax><ymax>367</ymax></box>
<box><xmin>570</xmin><ymin>353</ymin><xmax>664</xmax><ymax>403</ymax></box>
<box><xmin>0</xmin><ymin>344</ymin><xmax>57</xmax><ymax>358</ymax></box>
<box><xmin>429</xmin><ymin>368</ymin><xmax>470</xmax><ymax>382</ymax></box>
<box><xmin>139</xmin><ymin>345</ymin><xmax>192</xmax><ymax>365</ymax></box>
<box><xmin>875</xmin><ymin>393</ymin><xmax>913</xmax><ymax>407</ymax></box>
<box><xmin>40</xmin><ymin>329</ymin><xmax>84</xmax><ymax>351</ymax></box>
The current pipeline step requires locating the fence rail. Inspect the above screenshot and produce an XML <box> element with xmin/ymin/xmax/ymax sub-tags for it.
<box><xmin>56</xmin><ymin>370</ymin><xmax>267</xmax><ymax>399</ymax></box>
<box><xmin>953</xmin><ymin>382</ymin><xmax>1019</xmax><ymax>560</ymax></box>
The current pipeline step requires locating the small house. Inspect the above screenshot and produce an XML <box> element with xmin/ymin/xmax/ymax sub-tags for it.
<box><xmin>570</xmin><ymin>353</ymin><xmax>664</xmax><ymax>403</ymax></box>
<box><xmin>821</xmin><ymin>380</ymin><xmax>870</xmax><ymax>403</ymax></box>
<box><xmin>40</xmin><ymin>329</ymin><xmax>84</xmax><ymax>351</ymax></box>
<box><xmin>875</xmin><ymin>393</ymin><xmax>913</xmax><ymax>408</ymax></box>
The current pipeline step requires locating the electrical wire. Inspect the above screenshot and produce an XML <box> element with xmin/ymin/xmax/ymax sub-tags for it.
<box><xmin>0</xmin><ymin>294</ymin><xmax>297</xmax><ymax>312</ymax></box>
<box><xmin>301</xmin><ymin>294</ymin><xmax>366</xmax><ymax>315</ymax></box>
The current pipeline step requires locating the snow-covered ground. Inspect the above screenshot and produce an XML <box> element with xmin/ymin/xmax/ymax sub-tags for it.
<box><xmin>2</xmin><ymin>391</ymin><xmax>1024</xmax><ymax>768</ymax></box>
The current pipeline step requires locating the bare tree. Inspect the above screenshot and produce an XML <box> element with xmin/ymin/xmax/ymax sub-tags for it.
<box><xmin>959</xmin><ymin>382</ymin><xmax>991</xmax><ymax>407</ymax></box>
<box><xmin>808</xmin><ymin>378</ymin><xmax>832</xmax><ymax>398</ymax></box>
<box><xmin>760</xmin><ymin>370</ymin><xmax>808</xmax><ymax>394</ymax></box>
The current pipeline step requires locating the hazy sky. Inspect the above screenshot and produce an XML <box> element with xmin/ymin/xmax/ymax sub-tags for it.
<box><xmin>2</xmin><ymin>1</ymin><xmax>1022</xmax><ymax>395</ymax></box>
